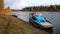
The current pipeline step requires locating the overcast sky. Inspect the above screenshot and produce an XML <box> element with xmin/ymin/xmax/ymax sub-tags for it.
<box><xmin>4</xmin><ymin>0</ymin><xmax>60</xmax><ymax>9</ymax></box>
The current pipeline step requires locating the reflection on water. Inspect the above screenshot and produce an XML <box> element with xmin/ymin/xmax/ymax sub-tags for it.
<box><xmin>41</xmin><ymin>12</ymin><xmax>60</xmax><ymax>34</ymax></box>
<box><xmin>11</xmin><ymin>11</ymin><xmax>29</xmax><ymax>22</ymax></box>
<box><xmin>11</xmin><ymin>11</ymin><xmax>60</xmax><ymax>34</ymax></box>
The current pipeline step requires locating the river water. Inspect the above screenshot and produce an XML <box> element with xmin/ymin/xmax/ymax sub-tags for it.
<box><xmin>11</xmin><ymin>11</ymin><xmax>60</xmax><ymax>34</ymax></box>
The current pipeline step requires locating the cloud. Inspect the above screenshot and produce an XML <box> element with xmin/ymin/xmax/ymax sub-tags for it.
<box><xmin>4</xmin><ymin>0</ymin><xmax>25</xmax><ymax>9</ymax></box>
<box><xmin>4</xmin><ymin>0</ymin><xmax>60</xmax><ymax>9</ymax></box>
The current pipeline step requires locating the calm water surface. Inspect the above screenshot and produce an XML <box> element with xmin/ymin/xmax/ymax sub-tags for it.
<box><xmin>11</xmin><ymin>11</ymin><xmax>60</xmax><ymax>34</ymax></box>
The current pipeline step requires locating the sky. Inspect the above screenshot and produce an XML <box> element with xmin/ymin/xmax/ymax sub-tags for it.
<box><xmin>4</xmin><ymin>0</ymin><xmax>60</xmax><ymax>10</ymax></box>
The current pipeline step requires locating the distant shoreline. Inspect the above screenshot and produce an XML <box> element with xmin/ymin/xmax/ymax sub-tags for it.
<box><xmin>11</xmin><ymin>10</ymin><xmax>60</xmax><ymax>12</ymax></box>
<box><xmin>21</xmin><ymin>5</ymin><xmax>60</xmax><ymax>12</ymax></box>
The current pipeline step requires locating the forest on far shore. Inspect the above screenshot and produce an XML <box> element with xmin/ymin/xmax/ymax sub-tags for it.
<box><xmin>21</xmin><ymin>5</ymin><xmax>60</xmax><ymax>12</ymax></box>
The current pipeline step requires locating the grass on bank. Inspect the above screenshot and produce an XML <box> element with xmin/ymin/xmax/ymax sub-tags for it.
<box><xmin>0</xmin><ymin>15</ymin><xmax>42</xmax><ymax>34</ymax></box>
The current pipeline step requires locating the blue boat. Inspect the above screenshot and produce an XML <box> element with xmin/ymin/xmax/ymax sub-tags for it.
<box><xmin>29</xmin><ymin>13</ymin><xmax>53</xmax><ymax>29</ymax></box>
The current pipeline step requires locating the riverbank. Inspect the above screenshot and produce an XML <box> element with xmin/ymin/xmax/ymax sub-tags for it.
<box><xmin>0</xmin><ymin>15</ymin><xmax>52</xmax><ymax>34</ymax></box>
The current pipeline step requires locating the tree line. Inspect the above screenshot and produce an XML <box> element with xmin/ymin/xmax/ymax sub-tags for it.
<box><xmin>21</xmin><ymin>5</ymin><xmax>60</xmax><ymax>12</ymax></box>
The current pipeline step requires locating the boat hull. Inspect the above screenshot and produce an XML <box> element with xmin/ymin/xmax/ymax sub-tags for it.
<box><xmin>29</xmin><ymin>17</ymin><xmax>53</xmax><ymax>29</ymax></box>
